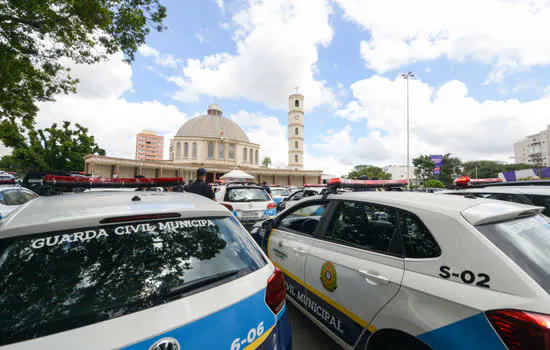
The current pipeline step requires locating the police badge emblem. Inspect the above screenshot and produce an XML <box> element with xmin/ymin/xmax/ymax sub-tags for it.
<box><xmin>320</xmin><ymin>261</ymin><xmax>337</xmax><ymax>292</ymax></box>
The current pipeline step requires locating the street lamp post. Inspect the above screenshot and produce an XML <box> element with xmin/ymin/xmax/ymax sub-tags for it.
<box><xmin>401</xmin><ymin>72</ymin><xmax>414</xmax><ymax>190</ymax></box>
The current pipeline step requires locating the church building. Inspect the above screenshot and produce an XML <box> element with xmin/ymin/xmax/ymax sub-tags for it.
<box><xmin>84</xmin><ymin>94</ymin><xmax>322</xmax><ymax>185</ymax></box>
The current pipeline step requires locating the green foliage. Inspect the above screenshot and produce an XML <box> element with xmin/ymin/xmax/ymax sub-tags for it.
<box><xmin>462</xmin><ymin>160</ymin><xmax>535</xmax><ymax>178</ymax></box>
<box><xmin>413</xmin><ymin>153</ymin><xmax>462</xmax><ymax>185</ymax></box>
<box><xmin>0</xmin><ymin>121</ymin><xmax>105</xmax><ymax>173</ymax></box>
<box><xmin>0</xmin><ymin>0</ymin><xmax>167</xmax><ymax>147</ymax></box>
<box><xmin>423</xmin><ymin>179</ymin><xmax>445</xmax><ymax>188</ymax></box>
<box><xmin>529</xmin><ymin>153</ymin><xmax>545</xmax><ymax>176</ymax></box>
<box><xmin>344</xmin><ymin>165</ymin><xmax>391</xmax><ymax>180</ymax></box>
<box><xmin>261</xmin><ymin>156</ymin><xmax>272</xmax><ymax>168</ymax></box>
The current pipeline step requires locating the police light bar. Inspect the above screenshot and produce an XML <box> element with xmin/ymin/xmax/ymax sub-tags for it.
<box><xmin>453</xmin><ymin>176</ymin><xmax>502</xmax><ymax>187</ymax></box>
<box><xmin>0</xmin><ymin>179</ymin><xmax>15</xmax><ymax>185</ymax></box>
<box><xmin>303</xmin><ymin>184</ymin><xmax>327</xmax><ymax>187</ymax></box>
<box><xmin>43</xmin><ymin>176</ymin><xmax>184</xmax><ymax>188</ymax></box>
<box><xmin>327</xmin><ymin>178</ymin><xmax>408</xmax><ymax>189</ymax></box>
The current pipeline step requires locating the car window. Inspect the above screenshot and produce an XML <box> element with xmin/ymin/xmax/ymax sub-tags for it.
<box><xmin>224</xmin><ymin>188</ymin><xmax>270</xmax><ymax>202</ymax></box>
<box><xmin>2</xmin><ymin>189</ymin><xmax>22</xmax><ymax>206</ymax></box>
<box><xmin>484</xmin><ymin>193</ymin><xmax>525</xmax><ymax>204</ymax></box>
<box><xmin>278</xmin><ymin>202</ymin><xmax>327</xmax><ymax>235</ymax></box>
<box><xmin>19</xmin><ymin>191</ymin><xmax>38</xmax><ymax>203</ymax></box>
<box><xmin>289</xmin><ymin>191</ymin><xmax>304</xmax><ymax>201</ymax></box>
<box><xmin>399</xmin><ymin>211</ymin><xmax>441</xmax><ymax>258</ymax></box>
<box><xmin>476</xmin><ymin>215</ymin><xmax>550</xmax><ymax>294</ymax></box>
<box><xmin>325</xmin><ymin>201</ymin><xmax>399</xmax><ymax>254</ymax></box>
<box><xmin>524</xmin><ymin>194</ymin><xmax>550</xmax><ymax>216</ymax></box>
<box><xmin>0</xmin><ymin>216</ymin><xmax>265</xmax><ymax>346</ymax></box>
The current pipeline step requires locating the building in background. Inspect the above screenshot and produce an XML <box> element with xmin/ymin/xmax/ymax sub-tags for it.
<box><xmin>86</xmin><ymin>96</ymin><xmax>322</xmax><ymax>185</ymax></box>
<box><xmin>514</xmin><ymin>125</ymin><xmax>550</xmax><ymax>166</ymax></box>
<box><xmin>135</xmin><ymin>130</ymin><xmax>164</xmax><ymax>161</ymax></box>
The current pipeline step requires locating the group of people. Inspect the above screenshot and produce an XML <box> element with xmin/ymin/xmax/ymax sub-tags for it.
<box><xmin>175</xmin><ymin>167</ymin><xmax>273</xmax><ymax>201</ymax></box>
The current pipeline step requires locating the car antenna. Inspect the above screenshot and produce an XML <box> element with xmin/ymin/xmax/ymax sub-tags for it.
<box><xmin>132</xmin><ymin>195</ymin><xmax>141</xmax><ymax>202</ymax></box>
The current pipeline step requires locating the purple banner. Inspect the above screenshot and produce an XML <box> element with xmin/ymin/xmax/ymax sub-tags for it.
<box><xmin>430</xmin><ymin>155</ymin><xmax>443</xmax><ymax>180</ymax></box>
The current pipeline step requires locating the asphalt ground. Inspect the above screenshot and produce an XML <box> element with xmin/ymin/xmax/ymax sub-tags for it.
<box><xmin>286</xmin><ymin>301</ymin><xmax>342</xmax><ymax>350</ymax></box>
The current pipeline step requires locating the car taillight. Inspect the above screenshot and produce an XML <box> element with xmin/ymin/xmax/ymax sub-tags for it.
<box><xmin>222</xmin><ymin>204</ymin><xmax>234</xmax><ymax>211</ymax></box>
<box><xmin>486</xmin><ymin>309</ymin><xmax>550</xmax><ymax>350</ymax></box>
<box><xmin>265</xmin><ymin>268</ymin><xmax>285</xmax><ymax>314</ymax></box>
<box><xmin>267</xmin><ymin>202</ymin><xmax>276</xmax><ymax>209</ymax></box>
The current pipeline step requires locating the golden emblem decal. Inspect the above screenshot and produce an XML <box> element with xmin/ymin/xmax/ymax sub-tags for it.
<box><xmin>320</xmin><ymin>261</ymin><xmax>337</xmax><ymax>292</ymax></box>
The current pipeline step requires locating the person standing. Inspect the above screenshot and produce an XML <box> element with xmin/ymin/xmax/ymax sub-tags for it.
<box><xmin>262</xmin><ymin>181</ymin><xmax>272</xmax><ymax>198</ymax></box>
<box><xmin>185</xmin><ymin>168</ymin><xmax>215</xmax><ymax>200</ymax></box>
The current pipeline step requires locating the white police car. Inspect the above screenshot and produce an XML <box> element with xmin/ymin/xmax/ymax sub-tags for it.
<box><xmin>215</xmin><ymin>182</ymin><xmax>277</xmax><ymax>229</ymax></box>
<box><xmin>259</xmin><ymin>178</ymin><xmax>550</xmax><ymax>350</ymax></box>
<box><xmin>0</xmin><ymin>177</ymin><xmax>291</xmax><ymax>349</ymax></box>
<box><xmin>270</xmin><ymin>187</ymin><xmax>291</xmax><ymax>204</ymax></box>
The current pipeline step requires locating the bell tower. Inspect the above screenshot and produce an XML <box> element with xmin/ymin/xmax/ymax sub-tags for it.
<box><xmin>288</xmin><ymin>93</ymin><xmax>304</xmax><ymax>169</ymax></box>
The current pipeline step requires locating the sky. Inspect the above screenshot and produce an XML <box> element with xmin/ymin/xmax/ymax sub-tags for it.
<box><xmin>35</xmin><ymin>0</ymin><xmax>550</xmax><ymax>176</ymax></box>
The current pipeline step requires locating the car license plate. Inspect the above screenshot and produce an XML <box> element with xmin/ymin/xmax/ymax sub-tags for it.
<box><xmin>240</xmin><ymin>211</ymin><xmax>260</xmax><ymax>218</ymax></box>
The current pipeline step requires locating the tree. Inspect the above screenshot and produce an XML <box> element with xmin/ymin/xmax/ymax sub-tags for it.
<box><xmin>412</xmin><ymin>153</ymin><xmax>462</xmax><ymax>185</ymax></box>
<box><xmin>0</xmin><ymin>121</ymin><xmax>105</xmax><ymax>173</ymax></box>
<box><xmin>344</xmin><ymin>165</ymin><xmax>391</xmax><ymax>180</ymax></box>
<box><xmin>0</xmin><ymin>1</ymin><xmax>167</xmax><ymax>148</ymax></box>
<box><xmin>261</xmin><ymin>156</ymin><xmax>272</xmax><ymax>168</ymax></box>
<box><xmin>424</xmin><ymin>180</ymin><xmax>445</xmax><ymax>188</ymax></box>
<box><xmin>462</xmin><ymin>160</ymin><xmax>535</xmax><ymax>179</ymax></box>
<box><xmin>529</xmin><ymin>153</ymin><xmax>544</xmax><ymax>177</ymax></box>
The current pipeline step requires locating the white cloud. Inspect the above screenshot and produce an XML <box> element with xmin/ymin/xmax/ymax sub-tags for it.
<box><xmin>335</xmin><ymin>0</ymin><xmax>550</xmax><ymax>75</ymax></box>
<box><xmin>331</xmin><ymin>75</ymin><xmax>550</xmax><ymax>165</ymax></box>
<box><xmin>169</xmin><ymin>0</ymin><xmax>336</xmax><ymax>110</ymax></box>
<box><xmin>216</xmin><ymin>0</ymin><xmax>224</xmax><ymax>11</ymax></box>
<box><xmin>196</xmin><ymin>33</ymin><xmax>205</xmax><ymax>43</ymax></box>
<box><xmin>138</xmin><ymin>44</ymin><xmax>179</xmax><ymax>69</ymax></box>
<box><xmin>36</xmin><ymin>53</ymin><xmax>187</xmax><ymax>160</ymax></box>
<box><xmin>230</xmin><ymin>110</ymin><xmax>289</xmax><ymax>167</ymax></box>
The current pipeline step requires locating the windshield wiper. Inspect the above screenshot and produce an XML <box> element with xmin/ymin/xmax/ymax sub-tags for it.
<box><xmin>160</xmin><ymin>269</ymin><xmax>242</xmax><ymax>299</ymax></box>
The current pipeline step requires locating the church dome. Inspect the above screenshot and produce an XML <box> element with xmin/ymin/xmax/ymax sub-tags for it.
<box><xmin>175</xmin><ymin>105</ymin><xmax>250</xmax><ymax>142</ymax></box>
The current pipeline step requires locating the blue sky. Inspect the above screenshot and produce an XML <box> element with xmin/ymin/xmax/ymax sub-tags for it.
<box><xmin>36</xmin><ymin>0</ymin><xmax>550</xmax><ymax>175</ymax></box>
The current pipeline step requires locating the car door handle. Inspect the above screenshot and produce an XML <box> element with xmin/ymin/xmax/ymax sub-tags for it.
<box><xmin>292</xmin><ymin>247</ymin><xmax>307</xmax><ymax>256</ymax></box>
<box><xmin>358</xmin><ymin>270</ymin><xmax>390</xmax><ymax>285</ymax></box>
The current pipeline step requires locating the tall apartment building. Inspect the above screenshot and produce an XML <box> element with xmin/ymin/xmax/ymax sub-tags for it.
<box><xmin>513</xmin><ymin>125</ymin><xmax>550</xmax><ymax>167</ymax></box>
<box><xmin>136</xmin><ymin>130</ymin><xmax>164</xmax><ymax>161</ymax></box>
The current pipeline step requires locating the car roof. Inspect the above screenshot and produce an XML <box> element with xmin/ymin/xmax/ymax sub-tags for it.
<box><xmin>314</xmin><ymin>191</ymin><xmax>542</xmax><ymax>225</ymax></box>
<box><xmin>452</xmin><ymin>187</ymin><xmax>550</xmax><ymax>195</ymax></box>
<box><xmin>0</xmin><ymin>192</ymin><xmax>230</xmax><ymax>239</ymax></box>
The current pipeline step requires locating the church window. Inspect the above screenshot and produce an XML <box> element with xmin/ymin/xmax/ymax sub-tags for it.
<box><xmin>208</xmin><ymin>142</ymin><xmax>215</xmax><ymax>160</ymax></box>
<box><xmin>295</xmin><ymin>100</ymin><xmax>299</xmax><ymax>107</ymax></box>
<box><xmin>219</xmin><ymin>143</ymin><xmax>225</xmax><ymax>160</ymax></box>
<box><xmin>192</xmin><ymin>142</ymin><xmax>197</xmax><ymax>160</ymax></box>
<box><xmin>295</xmin><ymin>141</ymin><xmax>299</xmax><ymax>149</ymax></box>
<box><xmin>229</xmin><ymin>144</ymin><xmax>235</xmax><ymax>160</ymax></box>
<box><xmin>295</xmin><ymin>155</ymin><xmax>299</xmax><ymax>163</ymax></box>
<box><xmin>183</xmin><ymin>142</ymin><xmax>189</xmax><ymax>158</ymax></box>
<box><xmin>255</xmin><ymin>150</ymin><xmax>259</xmax><ymax>164</ymax></box>
<box><xmin>243</xmin><ymin>147</ymin><xmax>248</xmax><ymax>163</ymax></box>
<box><xmin>295</xmin><ymin>127</ymin><xmax>298</xmax><ymax>136</ymax></box>
<box><xmin>249</xmin><ymin>149</ymin><xmax>253</xmax><ymax>164</ymax></box>
<box><xmin>176</xmin><ymin>142</ymin><xmax>182</xmax><ymax>159</ymax></box>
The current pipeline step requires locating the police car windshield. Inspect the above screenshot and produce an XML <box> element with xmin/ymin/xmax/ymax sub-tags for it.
<box><xmin>0</xmin><ymin>216</ymin><xmax>266</xmax><ymax>346</ymax></box>
<box><xmin>225</xmin><ymin>188</ymin><xmax>271</xmax><ymax>202</ymax></box>
<box><xmin>271</xmin><ymin>189</ymin><xmax>290</xmax><ymax>197</ymax></box>
<box><xmin>476</xmin><ymin>215</ymin><xmax>550</xmax><ymax>294</ymax></box>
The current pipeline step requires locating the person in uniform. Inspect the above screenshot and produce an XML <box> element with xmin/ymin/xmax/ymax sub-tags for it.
<box><xmin>185</xmin><ymin>168</ymin><xmax>215</xmax><ymax>200</ymax></box>
<box><xmin>262</xmin><ymin>181</ymin><xmax>272</xmax><ymax>198</ymax></box>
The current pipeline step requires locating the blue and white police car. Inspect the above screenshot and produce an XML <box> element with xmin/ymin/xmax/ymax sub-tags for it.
<box><xmin>0</xmin><ymin>176</ymin><xmax>291</xmax><ymax>350</ymax></box>
<box><xmin>258</xmin><ymin>178</ymin><xmax>550</xmax><ymax>350</ymax></box>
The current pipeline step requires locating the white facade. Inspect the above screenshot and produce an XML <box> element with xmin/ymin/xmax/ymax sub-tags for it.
<box><xmin>382</xmin><ymin>165</ymin><xmax>416</xmax><ymax>181</ymax></box>
<box><xmin>513</xmin><ymin>125</ymin><xmax>550</xmax><ymax>166</ymax></box>
<box><xmin>169</xmin><ymin>104</ymin><xmax>261</xmax><ymax>168</ymax></box>
<box><xmin>288</xmin><ymin>94</ymin><xmax>304</xmax><ymax>169</ymax></box>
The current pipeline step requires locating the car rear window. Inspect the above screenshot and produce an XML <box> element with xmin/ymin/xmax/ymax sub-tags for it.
<box><xmin>0</xmin><ymin>216</ymin><xmax>266</xmax><ymax>346</ymax></box>
<box><xmin>524</xmin><ymin>194</ymin><xmax>550</xmax><ymax>216</ymax></box>
<box><xmin>476</xmin><ymin>214</ymin><xmax>550</xmax><ymax>293</ymax></box>
<box><xmin>224</xmin><ymin>188</ymin><xmax>271</xmax><ymax>202</ymax></box>
<box><xmin>271</xmin><ymin>189</ymin><xmax>290</xmax><ymax>197</ymax></box>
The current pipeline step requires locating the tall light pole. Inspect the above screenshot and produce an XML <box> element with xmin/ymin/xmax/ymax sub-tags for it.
<box><xmin>401</xmin><ymin>72</ymin><xmax>414</xmax><ymax>190</ymax></box>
